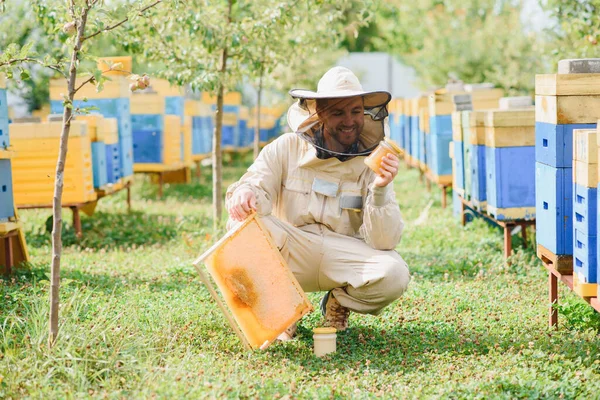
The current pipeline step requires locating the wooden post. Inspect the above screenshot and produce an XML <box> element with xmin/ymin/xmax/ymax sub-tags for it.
<box><xmin>460</xmin><ymin>197</ymin><xmax>466</xmax><ymax>226</ymax></box>
<box><xmin>3</xmin><ymin>235</ymin><xmax>13</xmax><ymax>275</ymax></box>
<box><xmin>441</xmin><ymin>186</ymin><xmax>447</xmax><ymax>209</ymax></box>
<box><xmin>549</xmin><ymin>271</ymin><xmax>558</xmax><ymax>327</ymax></box>
<box><xmin>71</xmin><ymin>206</ymin><xmax>82</xmax><ymax>238</ymax></box>
<box><xmin>158</xmin><ymin>173</ymin><xmax>164</xmax><ymax>200</ymax></box>
<box><xmin>195</xmin><ymin>160</ymin><xmax>201</xmax><ymax>181</ymax></box>
<box><xmin>126</xmin><ymin>182</ymin><xmax>132</xmax><ymax>212</ymax></box>
<box><xmin>503</xmin><ymin>224</ymin><xmax>512</xmax><ymax>259</ymax></box>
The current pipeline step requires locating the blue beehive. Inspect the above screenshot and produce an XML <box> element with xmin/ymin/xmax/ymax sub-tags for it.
<box><xmin>50</xmin><ymin>96</ymin><xmax>133</xmax><ymax>178</ymax></box>
<box><xmin>91</xmin><ymin>142</ymin><xmax>108</xmax><ymax>188</ymax></box>
<box><xmin>428</xmin><ymin>114</ymin><xmax>453</xmax><ymax>177</ymax></box>
<box><xmin>0</xmin><ymin>159</ymin><xmax>14</xmax><ymax>221</ymax></box>
<box><xmin>0</xmin><ymin>88</ymin><xmax>9</xmax><ymax>149</ymax></box>
<box><xmin>131</xmin><ymin>114</ymin><xmax>164</xmax><ymax>163</ymax></box>
<box><xmin>574</xmin><ymin>229</ymin><xmax>597</xmax><ymax>283</ymax></box>
<box><xmin>572</xmin><ymin>128</ymin><xmax>598</xmax><ymax>285</ymax></box>
<box><xmin>536</xmin><ymin>162</ymin><xmax>572</xmax><ymax>254</ymax></box>
<box><xmin>485</xmin><ymin>109</ymin><xmax>536</xmax><ymax>221</ymax></box>
<box><xmin>451</xmin><ymin>112</ymin><xmax>465</xmax><ymax>195</ymax></box>
<box><xmin>105</xmin><ymin>143</ymin><xmax>121</xmax><ymax>184</ymax></box>
<box><xmin>468</xmin><ymin>111</ymin><xmax>487</xmax><ymax>209</ymax></box>
<box><xmin>166</xmin><ymin>96</ymin><xmax>185</xmax><ymax>120</ymax></box>
<box><xmin>574</xmin><ymin>185</ymin><xmax>597</xmax><ymax>236</ymax></box>
<box><xmin>535</xmin><ymin>74</ymin><xmax>600</xmax><ymax>258</ymax></box>
<box><xmin>536</xmin><ymin>122</ymin><xmax>596</xmax><ymax>168</ymax></box>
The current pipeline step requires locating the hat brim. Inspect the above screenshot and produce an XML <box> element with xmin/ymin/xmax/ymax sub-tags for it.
<box><xmin>288</xmin><ymin>89</ymin><xmax>391</xmax><ymax>108</ymax></box>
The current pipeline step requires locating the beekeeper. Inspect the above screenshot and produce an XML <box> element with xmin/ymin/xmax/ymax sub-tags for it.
<box><xmin>226</xmin><ymin>66</ymin><xmax>410</xmax><ymax>340</ymax></box>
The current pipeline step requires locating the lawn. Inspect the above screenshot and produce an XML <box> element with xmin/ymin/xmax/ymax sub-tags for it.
<box><xmin>2</xmin><ymin>155</ymin><xmax>600</xmax><ymax>399</ymax></box>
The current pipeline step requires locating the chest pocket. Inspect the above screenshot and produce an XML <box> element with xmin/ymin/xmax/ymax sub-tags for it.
<box><xmin>281</xmin><ymin>174</ymin><xmax>312</xmax><ymax>226</ymax></box>
<box><xmin>337</xmin><ymin>181</ymin><xmax>365</xmax><ymax>235</ymax></box>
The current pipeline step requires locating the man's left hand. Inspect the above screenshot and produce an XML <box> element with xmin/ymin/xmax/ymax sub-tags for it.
<box><xmin>373</xmin><ymin>153</ymin><xmax>399</xmax><ymax>187</ymax></box>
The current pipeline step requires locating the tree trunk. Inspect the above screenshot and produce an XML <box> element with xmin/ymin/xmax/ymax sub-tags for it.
<box><xmin>253</xmin><ymin>70</ymin><xmax>263</xmax><ymax>161</ymax></box>
<box><xmin>212</xmin><ymin>0</ymin><xmax>232</xmax><ymax>231</ymax></box>
<box><xmin>48</xmin><ymin>13</ymin><xmax>87</xmax><ymax>348</ymax></box>
<box><xmin>213</xmin><ymin>81</ymin><xmax>225</xmax><ymax>231</ymax></box>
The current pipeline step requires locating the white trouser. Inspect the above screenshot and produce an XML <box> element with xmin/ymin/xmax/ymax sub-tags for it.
<box><xmin>258</xmin><ymin>215</ymin><xmax>411</xmax><ymax>315</ymax></box>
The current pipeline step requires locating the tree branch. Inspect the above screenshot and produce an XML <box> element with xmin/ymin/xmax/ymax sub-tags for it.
<box><xmin>0</xmin><ymin>57</ymin><xmax>67</xmax><ymax>78</ymax></box>
<box><xmin>82</xmin><ymin>0</ymin><xmax>163</xmax><ymax>41</ymax></box>
<box><xmin>73</xmin><ymin>75</ymin><xmax>96</xmax><ymax>94</ymax></box>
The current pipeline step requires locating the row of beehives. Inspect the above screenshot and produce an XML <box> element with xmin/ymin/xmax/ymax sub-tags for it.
<box><xmin>4</xmin><ymin>56</ymin><xmax>286</xmax><ymax>208</ymax></box>
<box><xmin>387</xmin><ymin>84</ymin><xmax>505</xmax><ymax>187</ymax></box>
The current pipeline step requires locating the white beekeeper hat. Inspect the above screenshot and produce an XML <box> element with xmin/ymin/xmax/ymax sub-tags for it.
<box><xmin>286</xmin><ymin>66</ymin><xmax>391</xmax><ymax>157</ymax></box>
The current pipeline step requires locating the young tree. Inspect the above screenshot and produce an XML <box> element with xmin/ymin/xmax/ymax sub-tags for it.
<box><xmin>0</xmin><ymin>0</ymin><xmax>165</xmax><ymax>347</ymax></box>
<box><xmin>541</xmin><ymin>0</ymin><xmax>600</xmax><ymax>62</ymax></box>
<box><xmin>123</xmin><ymin>0</ymin><xmax>376</xmax><ymax>227</ymax></box>
<box><xmin>243</xmin><ymin>0</ymin><xmax>367</xmax><ymax>159</ymax></box>
<box><xmin>379</xmin><ymin>0</ymin><xmax>547</xmax><ymax>94</ymax></box>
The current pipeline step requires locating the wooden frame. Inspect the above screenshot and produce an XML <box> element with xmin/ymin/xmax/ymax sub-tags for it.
<box><xmin>192</xmin><ymin>213</ymin><xmax>313</xmax><ymax>351</ymax></box>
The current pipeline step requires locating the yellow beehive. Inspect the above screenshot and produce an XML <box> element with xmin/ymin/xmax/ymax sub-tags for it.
<box><xmin>50</xmin><ymin>76</ymin><xmax>130</xmax><ymax>101</ymax></box>
<box><xmin>10</xmin><ymin>121</ymin><xmax>96</xmax><ymax>206</ymax></box>
<box><xmin>77</xmin><ymin>114</ymin><xmax>103</xmax><ymax>142</ymax></box>
<box><xmin>97</xmin><ymin>56</ymin><xmax>133</xmax><ymax>77</ymax></box>
<box><xmin>202</xmin><ymin>91</ymin><xmax>242</xmax><ymax>105</ymax></box>
<box><xmin>98</xmin><ymin>118</ymin><xmax>119</xmax><ymax>145</ymax></box>
<box><xmin>573</xmin><ymin>129</ymin><xmax>598</xmax><ymax>188</ymax></box>
<box><xmin>468</xmin><ymin>111</ymin><xmax>487</xmax><ymax>145</ymax></box>
<box><xmin>184</xmin><ymin>100</ymin><xmax>201</xmax><ymax>117</ymax></box>
<box><xmin>183</xmin><ymin>116</ymin><xmax>193</xmax><ymax>166</ymax></box>
<box><xmin>130</xmin><ymin>93</ymin><xmax>165</xmax><ymax>114</ymax></box>
<box><xmin>149</xmin><ymin>78</ymin><xmax>185</xmax><ymax>97</ymax></box>
<box><xmin>193</xmin><ymin>214</ymin><xmax>313</xmax><ymax>350</ymax></box>
<box><xmin>484</xmin><ymin>109</ymin><xmax>535</xmax><ymax>148</ymax></box>
<box><xmin>164</xmin><ymin>115</ymin><xmax>183</xmax><ymax>167</ymax></box>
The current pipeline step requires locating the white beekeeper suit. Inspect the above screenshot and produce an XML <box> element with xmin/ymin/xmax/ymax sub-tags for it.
<box><xmin>226</xmin><ymin>67</ymin><xmax>410</xmax><ymax>315</ymax></box>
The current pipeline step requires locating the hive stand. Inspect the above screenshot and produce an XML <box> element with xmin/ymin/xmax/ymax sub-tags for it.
<box><xmin>18</xmin><ymin>179</ymin><xmax>132</xmax><ymax>238</ymax></box>
<box><xmin>459</xmin><ymin>196</ymin><xmax>535</xmax><ymax>260</ymax></box>
<box><xmin>425</xmin><ymin>170</ymin><xmax>451</xmax><ymax>209</ymax></box>
<box><xmin>0</xmin><ymin>210</ymin><xmax>29</xmax><ymax>275</ymax></box>
<box><xmin>538</xmin><ymin>245</ymin><xmax>600</xmax><ymax>327</ymax></box>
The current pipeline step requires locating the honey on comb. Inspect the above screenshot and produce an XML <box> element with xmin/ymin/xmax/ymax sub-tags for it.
<box><xmin>223</xmin><ymin>267</ymin><xmax>258</xmax><ymax>308</ymax></box>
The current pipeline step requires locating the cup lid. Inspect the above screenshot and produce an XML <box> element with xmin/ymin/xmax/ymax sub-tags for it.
<box><xmin>384</xmin><ymin>137</ymin><xmax>403</xmax><ymax>154</ymax></box>
<box><xmin>313</xmin><ymin>327</ymin><xmax>337</xmax><ymax>334</ymax></box>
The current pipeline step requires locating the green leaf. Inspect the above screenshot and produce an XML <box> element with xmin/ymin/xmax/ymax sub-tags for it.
<box><xmin>19</xmin><ymin>69</ymin><xmax>30</xmax><ymax>80</ymax></box>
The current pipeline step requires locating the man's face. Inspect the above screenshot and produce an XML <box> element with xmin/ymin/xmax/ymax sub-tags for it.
<box><xmin>318</xmin><ymin>97</ymin><xmax>365</xmax><ymax>149</ymax></box>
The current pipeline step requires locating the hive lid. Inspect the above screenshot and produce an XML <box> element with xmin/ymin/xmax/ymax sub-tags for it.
<box><xmin>193</xmin><ymin>213</ymin><xmax>313</xmax><ymax>350</ymax></box>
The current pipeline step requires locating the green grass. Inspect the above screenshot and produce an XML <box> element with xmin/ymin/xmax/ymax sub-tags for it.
<box><xmin>3</xmin><ymin>156</ymin><xmax>600</xmax><ymax>399</ymax></box>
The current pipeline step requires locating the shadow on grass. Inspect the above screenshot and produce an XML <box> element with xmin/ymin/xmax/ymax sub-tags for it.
<box><xmin>24</xmin><ymin>210</ymin><xmax>181</xmax><ymax>250</ymax></box>
<box><xmin>274</xmin><ymin>319</ymin><xmax>600</xmax><ymax>378</ymax></box>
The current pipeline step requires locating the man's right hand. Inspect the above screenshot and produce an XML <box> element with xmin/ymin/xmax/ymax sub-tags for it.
<box><xmin>228</xmin><ymin>188</ymin><xmax>257</xmax><ymax>221</ymax></box>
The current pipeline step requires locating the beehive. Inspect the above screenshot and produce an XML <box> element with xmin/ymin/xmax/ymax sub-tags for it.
<box><xmin>469</xmin><ymin>111</ymin><xmax>488</xmax><ymax>210</ymax></box>
<box><xmin>49</xmin><ymin>76</ymin><xmax>133</xmax><ymax>178</ymax></box>
<box><xmin>451</xmin><ymin>112</ymin><xmax>465</xmax><ymax>196</ymax></box>
<box><xmin>78</xmin><ymin>115</ymin><xmax>108</xmax><ymax>188</ymax></box>
<box><xmin>485</xmin><ymin>108</ymin><xmax>536</xmax><ymax>221</ymax></box>
<box><xmin>535</xmin><ymin>71</ymin><xmax>600</xmax><ymax>256</ymax></box>
<box><xmin>97</xmin><ymin>56</ymin><xmax>133</xmax><ymax>76</ymax></box>
<box><xmin>238</xmin><ymin>106</ymin><xmax>251</xmax><ymax>148</ymax></box>
<box><xmin>419</xmin><ymin>106</ymin><xmax>429</xmax><ymax>169</ymax></box>
<box><xmin>194</xmin><ymin>214</ymin><xmax>313</xmax><ymax>350</ymax></box>
<box><xmin>10</xmin><ymin>121</ymin><xmax>96</xmax><ymax>206</ymax></box>
<box><xmin>571</xmin><ymin>129</ymin><xmax>598</xmax><ymax>292</ymax></box>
